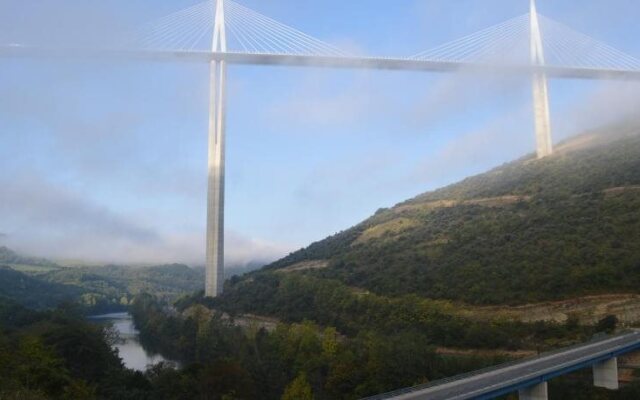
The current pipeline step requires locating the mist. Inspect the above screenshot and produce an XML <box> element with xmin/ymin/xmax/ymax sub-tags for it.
<box><xmin>1</xmin><ymin>0</ymin><xmax>639</xmax><ymax>267</ymax></box>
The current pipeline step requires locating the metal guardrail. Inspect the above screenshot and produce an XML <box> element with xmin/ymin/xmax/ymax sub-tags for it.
<box><xmin>361</xmin><ymin>331</ymin><xmax>634</xmax><ymax>400</ymax></box>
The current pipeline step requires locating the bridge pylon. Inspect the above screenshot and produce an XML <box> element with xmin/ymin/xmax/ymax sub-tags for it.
<box><xmin>205</xmin><ymin>0</ymin><xmax>227</xmax><ymax>297</ymax></box>
<box><xmin>530</xmin><ymin>0</ymin><xmax>553</xmax><ymax>158</ymax></box>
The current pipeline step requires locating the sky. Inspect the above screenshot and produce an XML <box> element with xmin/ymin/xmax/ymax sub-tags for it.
<box><xmin>1</xmin><ymin>0</ymin><xmax>639</xmax><ymax>267</ymax></box>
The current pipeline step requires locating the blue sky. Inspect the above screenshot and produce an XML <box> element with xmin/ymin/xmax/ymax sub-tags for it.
<box><xmin>1</xmin><ymin>0</ymin><xmax>639</xmax><ymax>266</ymax></box>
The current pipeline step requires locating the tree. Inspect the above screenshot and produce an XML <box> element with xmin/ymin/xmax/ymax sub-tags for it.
<box><xmin>595</xmin><ymin>315</ymin><xmax>618</xmax><ymax>334</ymax></box>
<box><xmin>281</xmin><ymin>373</ymin><xmax>313</xmax><ymax>400</ymax></box>
<box><xmin>322</xmin><ymin>327</ymin><xmax>339</xmax><ymax>360</ymax></box>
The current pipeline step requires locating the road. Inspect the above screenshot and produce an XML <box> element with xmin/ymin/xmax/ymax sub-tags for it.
<box><xmin>364</xmin><ymin>331</ymin><xmax>640</xmax><ymax>400</ymax></box>
<box><xmin>2</xmin><ymin>46</ymin><xmax>640</xmax><ymax>81</ymax></box>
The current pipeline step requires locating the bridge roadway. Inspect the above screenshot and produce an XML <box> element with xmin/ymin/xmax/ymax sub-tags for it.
<box><xmin>2</xmin><ymin>45</ymin><xmax>640</xmax><ymax>81</ymax></box>
<box><xmin>363</xmin><ymin>331</ymin><xmax>640</xmax><ymax>400</ymax></box>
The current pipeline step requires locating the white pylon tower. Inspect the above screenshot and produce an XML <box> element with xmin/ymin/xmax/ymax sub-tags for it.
<box><xmin>205</xmin><ymin>0</ymin><xmax>227</xmax><ymax>297</ymax></box>
<box><xmin>530</xmin><ymin>0</ymin><xmax>553</xmax><ymax>158</ymax></box>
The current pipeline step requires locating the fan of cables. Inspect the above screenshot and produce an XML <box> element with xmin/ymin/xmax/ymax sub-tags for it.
<box><xmin>411</xmin><ymin>13</ymin><xmax>640</xmax><ymax>71</ymax></box>
<box><xmin>131</xmin><ymin>0</ymin><xmax>348</xmax><ymax>57</ymax></box>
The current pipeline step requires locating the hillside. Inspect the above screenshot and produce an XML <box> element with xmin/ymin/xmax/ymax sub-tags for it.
<box><xmin>0</xmin><ymin>246</ymin><xmax>61</xmax><ymax>272</ymax></box>
<box><xmin>41</xmin><ymin>263</ymin><xmax>204</xmax><ymax>305</ymax></box>
<box><xmin>223</xmin><ymin>126</ymin><xmax>640</xmax><ymax>306</ymax></box>
<box><xmin>0</xmin><ymin>248</ymin><xmax>205</xmax><ymax>311</ymax></box>
<box><xmin>0</xmin><ymin>266</ymin><xmax>84</xmax><ymax>309</ymax></box>
<box><xmin>109</xmin><ymin>127</ymin><xmax>640</xmax><ymax>400</ymax></box>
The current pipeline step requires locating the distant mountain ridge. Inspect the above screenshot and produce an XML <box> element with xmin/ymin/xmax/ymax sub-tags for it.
<box><xmin>0</xmin><ymin>266</ymin><xmax>83</xmax><ymax>309</ymax></box>
<box><xmin>0</xmin><ymin>253</ymin><xmax>206</xmax><ymax>311</ymax></box>
<box><xmin>240</xmin><ymin>126</ymin><xmax>640</xmax><ymax>305</ymax></box>
<box><xmin>0</xmin><ymin>245</ymin><xmax>265</xmax><ymax>310</ymax></box>
<box><xmin>0</xmin><ymin>246</ymin><xmax>60</xmax><ymax>268</ymax></box>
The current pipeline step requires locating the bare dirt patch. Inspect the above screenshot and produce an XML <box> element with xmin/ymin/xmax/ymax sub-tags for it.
<box><xmin>278</xmin><ymin>260</ymin><xmax>329</xmax><ymax>273</ymax></box>
<box><xmin>465</xmin><ymin>294</ymin><xmax>640</xmax><ymax>325</ymax></box>
<box><xmin>353</xmin><ymin>218</ymin><xmax>419</xmax><ymax>245</ymax></box>
<box><xmin>435</xmin><ymin>347</ymin><xmax>537</xmax><ymax>358</ymax></box>
<box><xmin>394</xmin><ymin>195</ymin><xmax>531</xmax><ymax>215</ymax></box>
<box><xmin>604</xmin><ymin>186</ymin><xmax>640</xmax><ymax>195</ymax></box>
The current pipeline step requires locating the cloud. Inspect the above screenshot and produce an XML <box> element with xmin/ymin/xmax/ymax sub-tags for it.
<box><xmin>0</xmin><ymin>172</ymin><xmax>160</xmax><ymax>257</ymax></box>
<box><xmin>0</xmin><ymin>0</ymin><xmax>134</xmax><ymax>48</ymax></box>
<box><xmin>555</xmin><ymin>81</ymin><xmax>640</xmax><ymax>141</ymax></box>
<box><xmin>264</xmin><ymin>70</ymin><xmax>388</xmax><ymax>129</ymax></box>
<box><xmin>407</xmin><ymin>80</ymin><xmax>640</xmax><ymax>191</ymax></box>
<box><xmin>225</xmin><ymin>231</ymin><xmax>291</xmax><ymax>268</ymax></box>
<box><xmin>0</xmin><ymin>66</ymin><xmax>209</xmax><ymax>204</ymax></box>
<box><xmin>408</xmin><ymin>104</ymin><xmax>533</xmax><ymax>189</ymax></box>
<box><xmin>408</xmin><ymin>72</ymin><xmax>528</xmax><ymax>128</ymax></box>
<box><xmin>294</xmin><ymin>150</ymin><xmax>399</xmax><ymax>207</ymax></box>
<box><xmin>0</xmin><ymin>172</ymin><xmax>290</xmax><ymax>267</ymax></box>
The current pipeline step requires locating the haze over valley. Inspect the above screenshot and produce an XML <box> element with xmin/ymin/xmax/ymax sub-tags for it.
<box><xmin>2</xmin><ymin>1</ymin><xmax>640</xmax><ymax>399</ymax></box>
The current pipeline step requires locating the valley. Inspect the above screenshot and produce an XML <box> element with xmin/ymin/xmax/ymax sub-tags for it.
<box><xmin>2</xmin><ymin>127</ymin><xmax>640</xmax><ymax>399</ymax></box>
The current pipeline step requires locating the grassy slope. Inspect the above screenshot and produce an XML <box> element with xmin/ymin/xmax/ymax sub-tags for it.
<box><xmin>253</xmin><ymin>128</ymin><xmax>640</xmax><ymax>305</ymax></box>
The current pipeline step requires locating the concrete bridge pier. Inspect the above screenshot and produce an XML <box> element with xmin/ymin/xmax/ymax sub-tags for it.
<box><xmin>593</xmin><ymin>357</ymin><xmax>619</xmax><ymax>390</ymax></box>
<box><xmin>205</xmin><ymin>0</ymin><xmax>228</xmax><ymax>298</ymax></box>
<box><xmin>519</xmin><ymin>381</ymin><xmax>548</xmax><ymax>400</ymax></box>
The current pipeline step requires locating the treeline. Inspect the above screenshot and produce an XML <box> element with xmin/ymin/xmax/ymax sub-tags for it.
<box><xmin>1</xmin><ymin>291</ymin><xmax>635</xmax><ymax>400</ymax></box>
<box><xmin>0</xmin><ymin>298</ymin><xmax>150</xmax><ymax>399</ymax></box>
<box><xmin>210</xmin><ymin>273</ymin><xmax>611</xmax><ymax>351</ymax></box>
<box><xmin>0</xmin><ymin>261</ymin><xmax>205</xmax><ymax>315</ymax></box>
<box><xmin>132</xmin><ymin>293</ymin><xmax>639</xmax><ymax>400</ymax></box>
<box><xmin>0</xmin><ymin>266</ymin><xmax>86</xmax><ymax>311</ymax></box>
<box><xmin>131</xmin><ymin>294</ymin><xmax>511</xmax><ymax>399</ymax></box>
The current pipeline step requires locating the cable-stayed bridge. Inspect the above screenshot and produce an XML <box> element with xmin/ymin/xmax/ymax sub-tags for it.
<box><xmin>1</xmin><ymin>0</ymin><xmax>639</xmax><ymax>297</ymax></box>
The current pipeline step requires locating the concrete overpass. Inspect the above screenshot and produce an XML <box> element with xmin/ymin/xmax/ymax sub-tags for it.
<box><xmin>363</xmin><ymin>331</ymin><xmax>640</xmax><ymax>400</ymax></box>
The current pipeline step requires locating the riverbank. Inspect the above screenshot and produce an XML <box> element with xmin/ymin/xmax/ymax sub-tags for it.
<box><xmin>88</xmin><ymin>312</ymin><xmax>173</xmax><ymax>371</ymax></box>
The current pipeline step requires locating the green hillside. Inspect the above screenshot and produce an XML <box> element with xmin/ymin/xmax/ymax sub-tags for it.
<box><xmin>224</xmin><ymin>127</ymin><xmax>640</xmax><ymax>306</ymax></box>
<box><xmin>100</xmin><ymin>126</ymin><xmax>640</xmax><ymax>400</ymax></box>
<box><xmin>0</xmin><ymin>246</ymin><xmax>61</xmax><ymax>272</ymax></box>
<box><xmin>41</xmin><ymin>263</ymin><xmax>204</xmax><ymax>305</ymax></box>
<box><xmin>0</xmin><ymin>266</ymin><xmax>84</xmax><ymax>309</ymax></box>
<box><xmin>0</xmin><ymin>249</ymin><xmax>205</xmax><ymax>312</ymax></box>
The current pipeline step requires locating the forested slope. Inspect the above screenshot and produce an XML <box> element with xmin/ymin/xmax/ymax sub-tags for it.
<box><xmin>0</xmin><ymin>266</ymin><xmax>84</xmax><ymax>309</ymax></box>
<box><xmin>231</xmin><ymin>127</ymin><xmax>640</xmax><ymax>305</ymax></box>
<box><xmin>0</xmin><ymin>252</ymin><xmax>204</xmax><ymax>312</ymax></box>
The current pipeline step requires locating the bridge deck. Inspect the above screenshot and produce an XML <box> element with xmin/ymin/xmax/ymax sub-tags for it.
<box><xmin>2</xmin><ymin>46</ymin><xmax>640</xmax><ymax>81</ymax></box>
<box><xmin>363</xmin><ymin>331</ymin><xmax>640</xmax><ymax>400</ymax></box>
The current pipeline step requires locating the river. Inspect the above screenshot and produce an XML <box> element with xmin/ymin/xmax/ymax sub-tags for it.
<box><xmin>88</xmin><ymin>312</ymin><xmax>172</xmax><ymax>371</ymax></box>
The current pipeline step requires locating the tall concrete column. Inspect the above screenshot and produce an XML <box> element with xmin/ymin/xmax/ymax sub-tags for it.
<box><xmin>594</xmin><ymin>358</ymin><xmax>619</xmax><ymax>390</ymax></box>
<box><xmin>205</xmin><ymin>0</ymin><xmax>227</xmax><ymax>298</ymax></box>
<box><xmin>519</xmin><ymin>381</ymin><xmax>548</xmax><ymax>400</ymax></box>
<box><xmin>530</xmin><ymin>0</ymin><xmax>553</xmax><ymax>159</ymax></box>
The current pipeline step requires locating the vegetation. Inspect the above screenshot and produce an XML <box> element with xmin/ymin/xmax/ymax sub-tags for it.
<box><xmin>129</xmin><ymin>293</ymin><xmax>640</xmax><ymax>400</ymax></box>
<box><xmin>0</xmin><ymin>266</ymin><xmax>83</xmax><ymax>310</ymax></box>
<box><xmin>0</xmin><ymin>246</ymin><xmax>60</xmax><ymax>270</ymax></box>
<box><xmin>210</xmin><ymin>272</ymin><xmax>604</xmax><ymax>350</ymax></box>
<box><xmin>2</xmin><ymin>129</ymin><xmax>640</xmax><ymax>399</ymax></box>
<box><xmin>0</xmin><ymin>259</ymin><xmax>205</xmax><ymax>313</ymax></box>
<box><xmin>41</xmin><ymin>264</ymin><xmax>204</xmax><ymax>312</ymax></box>
<box><xmin>0</xmin><ymin>298</ymin><xmax>149</xmax><ymax>399</ymax></box>
<box><xmin>256</xmin><ymin>130</ymin><xmax>640</xmax><ymax>304</ymax></box>
<box><xmin>0</xmin><ymin>246</ymin><xmax>262</xmax><ymax>314</ymax></box>
<box><xmin>1</xmin><ymin>290</ymin><xmax>630</xmax><ymax>400</ymax></box>
<box><xmin>131</xmin><ymin>294</ymin><xmax>514</xmax><ymax>399</ymax></box>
